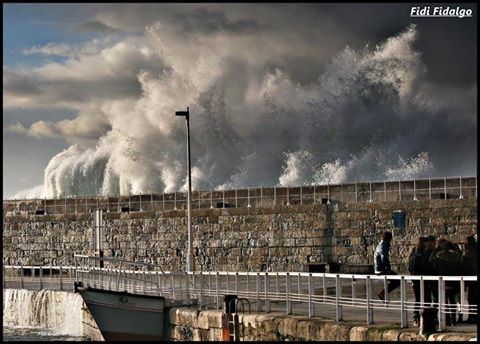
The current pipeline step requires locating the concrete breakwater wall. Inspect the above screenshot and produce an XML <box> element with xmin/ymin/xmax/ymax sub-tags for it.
<box><xmin>3</xmin><ymin>198</ymin><xmax>476</xmax><ymax>273</ymax></box>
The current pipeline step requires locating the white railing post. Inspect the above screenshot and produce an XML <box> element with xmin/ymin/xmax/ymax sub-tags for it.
<box><xmin>366</xmin><ymin>276</ymin><xmax>373</xmax><ymax>324</ymax></box>
<box><xmin>235</xmin><ymin>189</ymin><xmax>238</xmax><ymax>208</ymax></box>
<box><xmin>174</xmin><ymin>192</ymin><xmax>177</xmax><ymax>210</ymax></box>
<box><xmin>438</xmin><ymin>277</ymin><xmax>445</xmax><ymax>331</ymax></box>
<box><xmin>162</xmin><ymin>193</ymin><xmax>165</xmax><ymax>211</ymax></box>
<box><xmin>400</xmin><ymin>276</ymin><xmax>407</xmax><ymax>328</ymax></box>
<box><xmin>216</xmin><ymin>272</ymin><xmax>220</xmax><ymax>309</ymax></box>
<box><xmin>308</xmin><ymin>273</ymin><xmax>313</xmax><ymax>317</ymax></box>
<box><xmin>459</xmin><ymin>177</ymin><xmax>463</xmax><ymax>199</ymax></box>
<box><xmin>300</xmin><ymin>186</ymin><xmax>303</xmax><ymax>205</ymax></box>
<box><xmin>116</xmin><ymin>261</ymin><xmax>122</xmax><ymax>290</ymax></box>
<box><xmin>260</xmin><ymin>187</ymin><xmax>263</xmax><ymax>207</ymax></box>
<box><xmin>286</xmin><ymin>273</ymin><xmax>291</xmax><ymax>315</ymax></box>
<box><xmin>420</xmin><ymin>277</ymin><xmax>424</xmax><ymax>313</ymax></box>
<box><xmin>210</xmin><ymin>190</ymin><xmax>213</xmax><ymax>209</ymax></box>
<box><xmin>460</xmin><ymin>277</ymin><xmax>465</xmax><ymax>315</ymax></box>
<box><xmin>286</xmin><ymin>187</ymin><xmax>290</xmax><ymax>206</ymax></box>
<box><xmin>322</xmin><ymin>274</ymin><xmax>326</xmax><ymax>303</ymax></box>
<box><xmin>256</xmin><ymin>273</ymin><xmax>260</xmax><ymax>312</ymax></box>
<box><xmin>413</xmin><ymin>180</ymin><xmax>417</xmax><ymax>200</ymax></box>
<box><xmin>351</xmin><ymin>277</ymin><xmax>356</xmax><ymax>306</ymax></box>
<box><xmin>335</xmin><ymin>274</ymin><xmax>342</xmax><ymax>321</ymax></box>
<box><xmin>429</xmin><ymin>178</ymin><xmax>432</xmax><ymax>200</ymax></box>
<box><xmin>59</xmin><ymin>267</ymin><xmax>63</xmax><ymax>291</ymax></box>
<box><xmin>369</xmin><ymin>182</ymin><xmax>372</xmax><ymax>202</ymax></box>
<box><xmin>20</xmin><ymin>266</ymin><xmax>24</xmax><ymax>289</ymax></box>
<box><xmin>235</xmin><ymin>272</ymin><xmax>239</xmax><ymax>296</ymax></box>
<box><xmin>399</xmin><ymin>181</ymin><xmax>402</xmax><ymax>201</ymax></box>
<box><xmin>248</xmin><ymin>187</ymin><xmax>251</xmax><ymax>208</ymax></box>
<box><xmin>265</xmin><ymin>273</ymin><xmax>270</xmax><ymax>313</ymax></box>
<box><xmin>444</xmin><ymin>177</ymin><xmax>447</xmax><ymax>200</ymax></box>
<box><xmin>384</xmin><ymin>181</ymin><xmax>387</xmax><ymax>202</ymax></box>
<box><xmin>200</xmin><ymin>273</ymin><xmax>204</xmax><ymax>309</ymax></box>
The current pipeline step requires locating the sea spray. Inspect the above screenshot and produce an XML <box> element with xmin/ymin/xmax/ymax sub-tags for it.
<box><xmin>11</xmin><ymin>24</ymin><xmax>476</xmax><ymax>198</ymax></box>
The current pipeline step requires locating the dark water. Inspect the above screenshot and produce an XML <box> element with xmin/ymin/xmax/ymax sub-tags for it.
<box><xmin>3</xmin><ymin>327</ymin><xmax>88</xmax><ymax>341</ymax></box>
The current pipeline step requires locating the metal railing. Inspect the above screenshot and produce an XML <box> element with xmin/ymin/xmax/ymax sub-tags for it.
<box><xmin>3</xmin><ymin>176</ymin><xmax>476</xmax><ymax>216</ymax></box>
<box><xmin>3</xmin><ymin>265</ymin><xmax>77</xmax><ymax>291</ymax></box>
<box><xmin>70</xmin><ymin>255</ymin><xmax>477</xmax><ymax>331</ymax></box>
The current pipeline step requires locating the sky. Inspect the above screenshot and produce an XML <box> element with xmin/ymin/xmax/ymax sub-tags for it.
<box><xmin>3</xmin><ymin>3</ymin><xmax>477</xmax><ymax>199</ymax></box>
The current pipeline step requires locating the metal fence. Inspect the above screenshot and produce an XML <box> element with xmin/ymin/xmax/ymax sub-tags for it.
<box><xmin>3</xmin><ymin>176</ymin><xmax>477</xmax><ymax>216</ymax></box>
<box><xmin>6</xmin><ymin>256</ymin><xmax>476</xmax><ymax>331</ymax></box>
<box><xmin>3</xmin><ymin>265</ymin><xmax>76</xmax><ymax>291</ymax></box>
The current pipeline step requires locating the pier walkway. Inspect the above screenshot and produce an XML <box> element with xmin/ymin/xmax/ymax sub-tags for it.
<box><xmin>3</xmin><ymin>255</ymin><xmax>477</xmax><ymax>333</ymax></box>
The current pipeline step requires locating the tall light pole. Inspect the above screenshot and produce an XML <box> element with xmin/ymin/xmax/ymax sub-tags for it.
<box><xmin>175</xmin><ymin>107</ymin><xmax>194</xmax><ymax>272</ymax></box>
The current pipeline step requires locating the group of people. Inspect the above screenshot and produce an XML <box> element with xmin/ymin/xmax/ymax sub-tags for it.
<box><xmin>374</xmin><ymin>231</ymin><xmax>477</xmax><ymax>327</ymax></box>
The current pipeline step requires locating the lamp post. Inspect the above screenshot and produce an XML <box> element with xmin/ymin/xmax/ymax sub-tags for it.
<box><xmin>175</xmin><ymin>107</ymin><xmax>194</xmax><ymax>272</ymax></box>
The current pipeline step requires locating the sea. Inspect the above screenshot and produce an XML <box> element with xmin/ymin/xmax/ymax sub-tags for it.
<box><xmin>3</xmin><ymin>327</ymin><xmax>88</xmax><ymax>341</ymax></box>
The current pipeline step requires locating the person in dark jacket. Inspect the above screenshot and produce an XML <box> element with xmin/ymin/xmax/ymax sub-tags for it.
<box><xmin>430</xmin><ymin>240</ymin><xmax>462</xmax><ymax>326</ymax></box>
<box><xmin>460</xmin><ymin>235</ymin><xmax>477</xmax><ymax>324</ymax></box>
<box><xmin>408</xmin><ymin>237</ymin><xmax>431</xmax><ymax>326</ymax></box>
<box><xmin>374</xmin><ymin>231</ymin><xmax>399</xmax><ymax>300</ymax></box>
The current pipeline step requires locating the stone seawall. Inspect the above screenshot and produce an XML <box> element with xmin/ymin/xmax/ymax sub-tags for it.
<box><xmin>167</xmin><ymin>308</ymin><xmax>476</xmax><ymax>341</ymax></box>
<box><xmin>3</xmin><ymin>198</ymin><xmax>476</xmax><ymax>272</ymax></box>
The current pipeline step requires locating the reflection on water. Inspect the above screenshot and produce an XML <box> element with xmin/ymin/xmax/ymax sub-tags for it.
<box><xmin>3</xmin><ymin>327</ymin><xmax>88</xmax><ymax>341</ymax></box>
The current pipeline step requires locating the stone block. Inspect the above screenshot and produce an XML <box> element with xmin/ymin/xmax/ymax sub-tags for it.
<box><xmin>172</xmin><ymin>326</ymin><xmax>194</xmax><ymax>341</ymax></box>
<box><xmin>277</xmin><ymin>317</ymin><xmax>298</xmax><ymax>337</ymax></box>
<box><xmin>192</xmin><ymin>328</ymin><xmax>208</xmax><ymax>341</ymax></box>
<box><xmin>197</xmin><ymin>309</ymin><xmax>223</xmax><ymax>329</ymax></box>
<box><xmin>256</xmin><ymin>314</ymin><xmax>279</xmax><ymax>333</ymax></box>
<box><xmin>382</xmin><ymin>329</ymin><xmax>401</xmax><ymax>341</ymax></box>
<box><xmin>350</xmin><ymin>326</ymin><xmax>369</xmax><ymax>341</ymax></box>
<box><xmin>208</xmin><ymin>328</ymin><xmax>224</xmax><ymax>341</ymax></box>
<box><xmin>169</xmin><ymin>308</ymin><xmax>199</xmax><ymax>327</ymax></box>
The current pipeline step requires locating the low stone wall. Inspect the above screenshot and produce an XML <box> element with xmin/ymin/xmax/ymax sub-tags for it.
<box><xmin>167</xmin><ymin>308</ymin><xmax>477</xmax><ymax>341</ymax></box>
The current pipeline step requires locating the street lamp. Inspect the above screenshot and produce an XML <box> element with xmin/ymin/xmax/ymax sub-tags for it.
<box><xmin>175</xmin><ymin>107</ymin><xmax>194</xmax><ymax>272</ymax></box>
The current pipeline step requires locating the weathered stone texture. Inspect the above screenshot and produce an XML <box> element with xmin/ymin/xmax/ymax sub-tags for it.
<box><xmin>3</xmin><ymin>199</ymin><xmax>476</xmax><ymax>273</ymax></box>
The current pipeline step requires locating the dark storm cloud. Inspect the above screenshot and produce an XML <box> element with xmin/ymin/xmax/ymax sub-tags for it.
<box><xmin>76</xmin><ymin>20</ymin><xmax>122</xmax><ymax>34</ymax></box>
<box><xmin>4</xmin><ymin>3</ymin><xmax>476</xmax><ymax>198</ymax></box>
<box><xmin>172</xmin><ymin>7</ymin><xmax>264</xmax><ymax>34</ymax></box>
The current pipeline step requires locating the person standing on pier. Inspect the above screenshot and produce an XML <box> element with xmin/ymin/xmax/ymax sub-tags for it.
<box><xmin>430</xmin><ymin>239</ymin><xmax>462</xmax><ymax>326</ymax></box>
<box><xmin>408</xmin><ymin>237</ymin><xmax>431</xmax><ymax>327</ymax></box>
<box><xmin>374</xmin><ymin>231</ymin><xmax>400</xmax><ymax>300</ymax></box>
<box><xmin>460</xmin><ymin>235</ymin><xmax>477</xmax><ymax>324</ymax></box>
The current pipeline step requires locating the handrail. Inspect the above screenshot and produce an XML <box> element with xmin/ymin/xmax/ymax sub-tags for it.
<box><xmin>3</xmin><ymin>176</ymin><xmax>477</xmax><ymax>215</ymax></box>
<box><xmin>3</xmin><ymin>262</ymin><xmax>477</xmax><ymax>331</ymax></box>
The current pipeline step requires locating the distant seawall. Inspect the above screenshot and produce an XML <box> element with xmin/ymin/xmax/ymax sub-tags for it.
<box><xmin>3</xmin><ymin>178</ymin><xmax>476</xmax><ymax>273</ymax></box>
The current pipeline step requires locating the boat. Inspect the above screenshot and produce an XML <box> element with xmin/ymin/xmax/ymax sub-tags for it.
<box><xmin>74</xmin><ymin>282</ymin><xmax>167</xmax><ymax>341</ymax></box>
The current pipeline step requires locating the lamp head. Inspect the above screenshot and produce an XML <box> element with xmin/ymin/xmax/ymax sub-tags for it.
<box><xmin>175</xmin><ymin>107</ymin><xmax>189</xmax><ymax>117</ymax></box>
